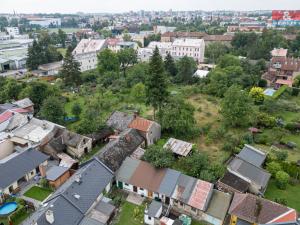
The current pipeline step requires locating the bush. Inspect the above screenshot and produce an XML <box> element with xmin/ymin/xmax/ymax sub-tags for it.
<box><xmin>272</xmin><ymin>85</ymin><xmax>288</xmax><ymax>99</ymax></box>
<box><xmin>256</xmin><ymin>112</ymin><xmax>276</xmax><ymax>128</ymax></box>
<box><xmin>10</xmin><ymin>204</ymin><xmax>26</xmax><ymax>222</ymax></box>
<box><xmin>274</xmin><ymin>198</ymin><xmax>287</xmax><ymax>206</ymax></box>
<box><xmin>275</xmin><ymin>171</ymin><xmax>290</xmax><ymax>190</ymax></box>
<box><xmin>266</xmin><ymin>161</ymin><xmax>282</xmax><ymax>177</ymax></box>
<box><xmin>258</xmin><ymin>79</ymin><xmax>267</xmax><ymax>87</ymax></box>
<box><xmin>275</xmin><ymin>151</ymin><xmax>288</xmax><ymax>161</ymax></box>
<box><xmin>285</xmin><ymin>122</ymin><xmax>300</xmax><ymax>133</ymax></box>
<box><xmin>254</xmin><ymin>133</ymin><xmax>269</xmax><ymax>145</ymax></box>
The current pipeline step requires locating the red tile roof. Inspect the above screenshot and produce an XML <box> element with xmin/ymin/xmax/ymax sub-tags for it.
<box><xmin>0</xmin><ymin>111</ymin><xmax>13</xmax><ymax>123</ymax></box>
<box><xmin>275</xmin><ymin>79</ymin><xmax>293</xmax><ymax>87</ymax></box>
<box><xmin>229</xmin><ymin>193</ymin><xmax>297</xmax><ymax>224</ymax></box>
<box><xmin>128</xmin><ymin>117</ymin><xmax>153</xmax><ymax>132</ymax></box>
<box><xmin>188</xmin><ymin>180</ymin><xmax>213</xmax><ymax>211</ymax></box>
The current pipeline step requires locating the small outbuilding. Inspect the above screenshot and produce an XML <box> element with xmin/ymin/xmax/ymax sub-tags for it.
<box><xmin>164</xmin><ymin>138</ymin><xmax>193</xmax><ymax>157</ymax></box>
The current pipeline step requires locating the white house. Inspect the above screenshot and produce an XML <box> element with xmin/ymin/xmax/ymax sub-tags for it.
<box><xmin>148</xmin><ymin>41</ymin><xmax>172</xmax><ymax>57</ymax></box>
<box><xmin>144</xmin><ymin>201</ymin><xmax>163</xmax><ymax>225</ymax></box>
<box><xmin>171</xmin><ymin>38</ymin><xmax>205</xmax><ymax>63</ymax></box>
<box><xmin>5</xmin><ymin>27</ymin><xmax>19</xmax><ymax>37</ymax></box>
<box><xmin>72</xmin><ymin>39</ymin><xmax>106</xmax><ymax>72</ymax></box>
<box><xmin>28</xmin><ymin>18</ymin><xmax>61</xmax><ymax>28</ymax></box>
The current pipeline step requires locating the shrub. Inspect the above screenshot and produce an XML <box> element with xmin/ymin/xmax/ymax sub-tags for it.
<box><xmin>10</xmin><ymin>204</ymin><xmax>26</xmax><ymax>222</ymax></box>
<box><xmin>256</xmin><ymin>112</ymin><xmax>276</xmax><ymax>128</ymax></box>
<box><xmin>266</xmin><ymin>161</ymin><xmax>282</xmax><ymax>177</ymax></box>
<box><xmin>274</xmin><ymin>198</ymin><xmax>287</xmax><ymax>206</ymax></box>
<box><xmin>272</xmin><ymin>85</ymin><xmax>288</xmax><ymax>99</ymax></box>
<box><xmin>275</xmin><ymin>171</ymin><xmax>290</xmax><ymax>190</ymax></box>
<box><xmin>254</xmin><ymin>133</ymin><xmax>269</xmax><ymax>145</ymax></box>
<box><xmin>275</xmin><ymin>151</ymin><xmax>288</xmax><ymax>161</ymax></box>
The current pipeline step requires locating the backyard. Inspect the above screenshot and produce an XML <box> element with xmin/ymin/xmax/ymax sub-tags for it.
<box><xmin>265</xmin><ymin>179</ymin><xmax>300</xmax><ymax>212</ymax></box>
<box><xmin>115</xmin><ymin>202</ymin><xmax>145</xmax><ymax>225</ymax></box>
<box><xmin>23</xmin><ymin>186</ymin><xmax>53</xmax><ymax>202</ymax></box>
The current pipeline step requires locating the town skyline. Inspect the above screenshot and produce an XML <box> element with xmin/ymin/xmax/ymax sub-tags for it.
<box><xmin>1</xmin><ymin>0</ymin><xmax>300</xmax><ymax>14</ymax></box>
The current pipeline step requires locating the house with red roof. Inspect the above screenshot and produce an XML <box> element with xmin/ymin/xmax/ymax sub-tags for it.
<box><xmin>229</xmin><ymin>193</ymin><xmax>298</xmax><ymax>225</ymax></box>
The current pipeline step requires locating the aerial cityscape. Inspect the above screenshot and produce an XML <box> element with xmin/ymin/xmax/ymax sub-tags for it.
<box><xmin>0</xmin><ymin>1</ymin><xmax>300</xmax><ymax>225</ymax></box>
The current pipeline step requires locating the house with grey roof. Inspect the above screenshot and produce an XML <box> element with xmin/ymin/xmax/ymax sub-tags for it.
<box><xmin>237</xmin><ymin>144</ymin><xmax>267</xmax><ymax>167</ymax></box>
<box><xmin>144</xmin><ymin>200</ymin><xmax>163</xmax><ymax>225</ymax></box>
<box><xmin>46</xmin><ymin>165</ymin><xmax>71</xmax><ymax>189</ymax></box>
<box><xmin>106</xmin><ymin>111</ymin><xmax>135</xmax><ymax>132</ymax></box>
<box><xmin>28</xmin><ymin>158</ymin><xmax>114</xmax><ymax>225</ymax></box>
<box><xmin>0</xmin><ymin>148</ymin><xmax>49</xmax><ymax>196</ymax></box>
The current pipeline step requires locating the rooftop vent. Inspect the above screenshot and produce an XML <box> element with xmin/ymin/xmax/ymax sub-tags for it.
<box><xmin>45</xmin><ymin>210</ymin><xmax>54</xmax><ymax>224</ymax></box>
<box><xmin>73</xmin><ymin>194</ymin><xmax>80</xmax><ymax>200</ymax></box>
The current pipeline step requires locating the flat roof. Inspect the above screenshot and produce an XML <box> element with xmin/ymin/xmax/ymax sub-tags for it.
<box><xmin>46</xmin><ymin>166</ymin><xmax>69</xmax><ymax>181</ymax></box>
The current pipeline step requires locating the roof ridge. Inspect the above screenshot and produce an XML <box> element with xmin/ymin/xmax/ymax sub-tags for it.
<box><xmin>267</xmin><ymin>208</ymin><xmax>296</xmax><ymax>224</ymax></box>
<box><xmin>93</xmin><ymin>157</ymin><xmax>114</xmax><ymax>175</ymax></box>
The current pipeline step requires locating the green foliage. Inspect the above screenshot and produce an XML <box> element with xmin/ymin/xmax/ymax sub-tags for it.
<box><xmin>266</xmin><ymin>162</ymin><xmax>282</xmax><ymax>177</ymax></box>
<box><xmin>274</xmin><ymin>150</ymin><xmax>288</xmax><ymax>161</ymax></box>
<box><xmin>255</xmin><ymin>112</ymin><xmax>276</xmax><ymax>128</ymax></box>
<box><xmin>118</xmin><ymin>48</ymin><xmax>137</xmax><ymax>77</ymax></box>
<box><xmin>218</xmin><ymin>54</ymin><xmax>240</xmax><ymax>68</ymax></box>
<box><xmin>97</xmin><ymin>49</ymin><xmax>120</xmax><ymax>74</ymax></box>
<box><xmin>272</xmin><ymin>85</ymin><xmax>288</xmax><ymax>99</ymax></box>
<box><xmin>146</xmin><ymin>47</ymin><xmax>169</xmax><ymax>114</ymax></box>
<box><xmin>126</xmin><ymin>63</ymin><xmax>148</xmax><ymax>87</ymax></box>
<box><xmin>39</xmin><ymin>96</ymin><xmax>65</xmax><ymax>124</ymax></box>
<box><xmin>275</xmin><ymin>171</ymin><xmax>290</xmax><ymax>190</ymax></box>
<box><xmin>249</xmin><ymin>87</ymin><xmax>265</xmax><ymax>104</ymax></box>
<box><xmin>130</xmin><ymin>83</ymin><xmax>146</xmax><ymax>103</ymax></box>
<box><xmin>221</xmin><ymin>85</ymin><xmax>254</xmax><ymax>127</ymax></box>
<box><xmin>164</xmin><ymin>52</ymin><xmax>177</xmax><ymax>76</ymax></box>
<box><xmin>71</xmin><ymin>103</ymin><xmax>82</xmax><ymax>117</ymax></box>
<box><xmin>158</xmin><ymin>97</ymin><xmax>197</xmax><ymax>139</ymax></box>
<box><xmin>144</xmin><ymin>34</ymin><xmax>161</xmax><ymax>47</ymax></box>
<box><xmin>274</xmin><ymin>198</ymin><xmax>288</xmax><ymax>206</ymax></box>
<box><xmin>0</xmin><ymin>78</ymin><xmax>23</xmax><ymax>102</ymax></box>
<box><xmin>176</xmin><ymin>56</ymin><xmax>197</xmax><ymax>84</ymax></box>
<box><xmin>61</xmin><ymin>47</ymin><xmax>82</xmax><ymax>86</ymax></box>
<box><xmin>143</xmin><ymin>145</ymin><xmax>175</xmax><ymax>168</ymax></box>
<box><xmin>205</xmin><ymin>42</ymin><xmax>230</xmax><ymax>63</ymax></box>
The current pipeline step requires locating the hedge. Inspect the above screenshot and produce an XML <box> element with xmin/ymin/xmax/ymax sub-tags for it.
<box><xmin>272</xmin><ymin>85</ymin><xmax>288</xmax><ymax>99</ymax></box>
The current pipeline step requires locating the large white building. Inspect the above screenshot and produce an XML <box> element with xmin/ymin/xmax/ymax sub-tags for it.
<box><xmin>171</xmin><ymin>38</ymin><xmax>205</xmax><ymax>63</ymax></box>
<box><xmin>72</xmin><ymin>39</ymin><xmax>106</xmax><ymax>72</ymax></box>
<box><xmin>28</xmin><ymin>18</ymin><xmax>61</xmax><ymax>28</ymax></box>
<box><xmin>138</xmin><ymin>41</ymin><xmax>172</xmax><ymax>62</ymax></box>
<box><xmin>5</xmin><ymin>27</ymin><xmax>19</xmax><ymax>37</ymax></box>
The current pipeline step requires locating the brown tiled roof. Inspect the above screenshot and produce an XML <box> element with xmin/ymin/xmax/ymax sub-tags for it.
<box><xmin>229</xmin><ymin>193</ymin><xmax>294</xmax><ymax>224</ymax></box>
<box><xmin>188</xmin><ymin>180</ymin><xmax>213</xmax><ymax>211</ymax></box>
<box><xmin>161</xmin><ymin>31</ymin><xmax>207</xmax><ymax>38</ymax></box>
<box><xmin>203</xmin><ymin>35</ymin><xmax>234</xmax><ymax>42</ymax></box>
<box><xmin>128</xmin><ymin>117</ymin><xmax>153</xmax><ymax>132</ymax></box>
<box><xmin>129</xmin><ymin>160</ymin><xmax>167</xmax><ymax>192</ymax></box>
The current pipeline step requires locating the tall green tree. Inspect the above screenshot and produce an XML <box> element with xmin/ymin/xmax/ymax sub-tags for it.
<box><xmin>146</xmin><ymin>47</ymin><xmax>169</xmax><ymax>118</ymax></box>
<box><xmin>164</xmin><ymin>52</ymin><xmax>177</xmax><ymax>76</ymax></box>
<box><xmin>143</xmin><ymin>145</ymin><xmax>175</xmax><ymax>168</ymax></box>
<box><xmin>39</xmin><ymin>96</ymin><xmax>65</xmax><ymax>124</ymax></box>
<box><xmin>26</xmin><ymin>40</ymin><xmax>44</xmax><ymax>70</ymax></box>
<box><xmin>176</xmin><ymin>56</ymin><xmax>197</xmax><ymax>84</ymax></box>
<box><xmin>117</xmin><ymin>48</ymin><xmax>137</xmax><ymax>77</ymax></box>
<box><xmin>61</xmin><ymin>47</ymin><xmax>82</xmax><ymax>86</ymax></box>
<box><xmin>205</xmin><ymin>42</ymin><xmax>230</xmax><ymax>63</ymax></box>
<box><xmin>58</xmin><ymin>29</ymin><xmax>67</xmax><ymax>48</ymax></box>
<box><xmin>221</xmin><ymin>85</ymin><xmax>254</xmax><ymax>127</ymax></box>
<box><xmin>97</xmin><ymin>49</ymin><xmax>120</xmax><ymax>74</ymax></box>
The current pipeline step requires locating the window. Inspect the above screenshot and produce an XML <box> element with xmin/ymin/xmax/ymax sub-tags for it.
<box><xmin>140</xmin><ymin>188</ymin><xmax>144</xmax><ymax>190</ymax></box>
<box><xmin>31</xmin><ymin>171</ymin><xmax>35</xmax><ymax>175</ymax></box>
<box><xmin>148</xmin><ymin>216</ymin><xmax>152</xmax><ymax>220</ymax></box>
<box><xmin>125</xmin><ymin>183</ymin><xmax>129</xmax><ymax>186</ymax></box>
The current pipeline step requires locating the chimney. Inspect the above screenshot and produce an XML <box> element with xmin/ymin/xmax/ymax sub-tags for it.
<box><xmin>133</xmin><ymin>111</ymin><xmax>139</xmax><ymax>119</ymax></box>
<box><xmin>46</xmin><ymin>210</ymin><xmax>54</xmax><ymax>224</ymax></box>
<box><xmin>39</xmin><ymin>165</ymin><xmax>46</xmax><ymax>177</ymax></box>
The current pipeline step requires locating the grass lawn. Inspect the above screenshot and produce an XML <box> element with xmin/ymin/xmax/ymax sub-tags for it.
<box><xmin>265</xmin><ymin>179</ymin><xmax>300</xmax><ymax>212</ymax></box>
<box><xmin>24</xmin><ymin>186</ymin><xmax>53</xmax><ymax>202</ymax></box>
<box><xmin>115</xmin><ymin>202</ymin><xmax>145</xmax><ymax>225</ymax></box>
<box><xmin>80</xmin><ymin>144</ymin><xmax>105</xmax><ymax>163</ymax></box>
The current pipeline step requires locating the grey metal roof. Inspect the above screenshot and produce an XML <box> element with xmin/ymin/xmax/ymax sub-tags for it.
<box><xmin>157</xmin><ymin>169</ymin><xmax>181</xmax><ymax>197</ymax></box>
<box><xmin>94</xmin><ymin>200</ymin><xmax>115</xmax><ymax>216</ymax></box>
<box><xmin>0</xmin><ymin>148</ymin><xmax>49</xmax><ymax>189</ymax></box>
<box><xmin>116</xmin><ymin>157</ymin><xmax>140</xmax><ymax>183</ymax></box>
<box><xmin>228</xmin><ymin>158</ymin><xmax>271</xmax><ymax>191</ymax></box>
<box><xmin>173</xmin><ymin>174</ymin><xmax>197</xmax><ymax>204</ymax></box>
<box><xmin>206</xmin><ymin>190</ymin><xmax>232</xmax><ymax>220</ymax></box>
<box><xmin>46</xmin><ymin>166</ymin><xmax>69</xmax><ymax>181</ymax></box>
<box><xmin>147</xmin><ymin>200</ymin><xmax>162</xmax><ymax>218</ymax></box>
<box><xmin>36</xmin><ymin>196</ymin><xmax>84</xmax><ymax>225</ymax></box>
<box><xmin>237</xmin><ymin>145</ymin><xmax>266</xmax><ymax>167</ymax></box>
<box><xmin>164</xmin><ymin>138</ymin><xmax>193</xmax><ymax>156</ymax></box>
<box><xmin>12</xmin><ymin>98</ymin><xmax>34</xmax><ymax>109</ymax></box>
<box><xmin>33</xmin><ymin>158</ymin><xmax>114</xmax><ymax>225</ymax></box>
<box><xmin>79</xmin><ymin>217</ymin><xmax>104</xmax><ymax>225</ymax></box>
<box><xmin>106</xmin><ymin>111</ymin><xmax>134</xmax><ymax>132</ymax></box>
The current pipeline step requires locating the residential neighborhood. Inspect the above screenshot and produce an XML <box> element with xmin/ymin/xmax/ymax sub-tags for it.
<box><xmin>0</xmin><ymin>1</ymin><xmax>300</xmax><ymax>225</ymax></box>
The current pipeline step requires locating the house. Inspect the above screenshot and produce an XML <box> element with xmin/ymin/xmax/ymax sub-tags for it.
<box><xmin>97</xmin><ymin>128</ymin><xmax>144</xmax><ymax>172</ymax></box>
<box><xmin>32</xmin><ymin>61</ymin><xmax>62</xmax><ymax>78</ymax></box>
<box><xmin>161</xmin><ymin>32</ymin><xmax>206</xmax><ymax>42</ymax></box>
<box><xmin>203</xmin><ymin>190</ymin><xmax>232</xmax><ymax>225</ymax></box>
<box><xmin>263</xmin><ymin>48</ymin><xmax>300</xmax><ymax>88</ymax></box>
<box><xmin>144</xmin><ymin>200</ymin><xmax>163</xmax><ymax>225</ymax></box>
<box><xmin>12</xmin><ymin>98</ymin><xmax>34</xmax><ymax>113</ymax></box>
<box><xmin>106</xmin><ymin>111</ymin><xmax>161</xmax><ymax>146</ymax></box>
<box><xmin>227</xmin><ymin>157</ymin><xmax>271</xmax><ymax>195</ymax></box>
<box><xmin>116</xmin><ymin>157</ymin><xmax>181</xmax><ymax>205</ymax></box>
<box><xmin>116</xmin><ymin>41</ymin><xmax>139</xmax><ymax>51</ymax></box>
<box><xmin>171</xmin><ymin>38</ymin><xmax>205</xmax><ymax>63</ymax></box>
<box><xmin>148</xmin><ymin>41</ymin><xmax>172</xmax><ymax>57</ymax></box>
<box><xmin>28</xmin><ymin>17</ymin><xmax>61</xmax><ymax>28</ymax></box>
<box><xmin>226</xmin><ymin>145</ymin><xmax>270</xmax><ymax>195</ymax></box>
<box><xmin>0</xmin><ymin>148</ymin><xmax>49</xmax><ymax>195</ymax></box>
<box><xmin>229</xmin><ymin>193</ymin><xmax>298</xmax><ymax>225</ymax></box>
<box><xmin>203</xmin><ymin>35</ymin><xmax>234</xmax><ymax>46</ymax></box>
<box><xmin>216</xmin><ymin>172</ymin><xmax>250</xmax><ymax>194</ymax></box>
<box><xmin>137</xmin><ymin>47</ymin><xmax>154</xmax><ymax>62</ymax></box>
<box><xmin>128</xmin><ymin>115</ymin><xmax>161</xmax><ymax>146</ymax></box>
<box><xmin>29</xmin><ymin>158</ymin><xmax>114</xmax><ymax>225</ymax></box>
<box><xmin>44</xmin><ymin>129</ymin><xmax>92</xmax><ymax>159</ymax></box>
<box><xmin>5</xmin><ymin>27</ymin><xmax>19</xmax><ymax>37</ymax></box>
<box><xmin>193</xmin><ymin>69</ymin><xmax>210</xmax><ymax>78</ymax></box>
<box><xmin>163</xmin><ymin>138</ymin><xmax>193</xmax><ymax>157</ymax></box>
<box><xmin>46</xmin><ymin>165</ymin><xmax>71</xmax><ymax>189</ymax></box>
<box><xmin>154</xmin><ymin>26</ymin><xmax>176</xmax><ymax>35</ymax></box>
<box><xmin>73</xmin><ymin>39</ymin><xmax>106</xmax><ymax>72</ymax></box>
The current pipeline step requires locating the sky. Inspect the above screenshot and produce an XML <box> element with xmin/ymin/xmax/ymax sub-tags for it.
<box><xmin>1</xmin><ymin>0</ymin><xmax>300</xmax><ymax>14</ymax></box>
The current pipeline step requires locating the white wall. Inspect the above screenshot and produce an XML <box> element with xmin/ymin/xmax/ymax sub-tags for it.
<box><xmin>74</xmin><ymin>52</ymin><xmax>98</xmax><ymax>72</ymax></box>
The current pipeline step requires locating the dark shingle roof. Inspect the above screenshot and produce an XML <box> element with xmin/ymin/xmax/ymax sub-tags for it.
<box><xmin>46</xmin><ymin>166</ymin><xmax>69</xmax><ymax>181</ymax></box>
<box><xmin>97</xmin><ymin>128</ymin><xmax>144</xmax><ymax>171</ymax></box>
<box><xmin>219</xmin><ymin>171</ymin><xmax>250</xmax><ymax>193</ymax></box>
<box><xmin>106</xmin><ymin>111</ymin><xmax>134</xmax><ymax>132</ymax></box>
<box><xmin>0</xmin><ymin>148</ymin><xmax>49</xmax><ymax>189</ymax></box>
<box><xmin>237</xmin><ymin>145</ymin><xmax>266</xmax><ymax>167</ymax></box>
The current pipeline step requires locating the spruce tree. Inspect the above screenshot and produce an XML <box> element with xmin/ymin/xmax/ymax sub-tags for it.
<box><xmin>164</xmin><ymin>52</ymin><xmax>177</xmax><ymax>76</ymax></box>
<box><xmin>146</xmin><ymin>47</ymin><xmax>169</xmax><ymax>119</ymax></box>
<box><xmin>61</xmin><ymin>47</ymin><xmax>81</xmax><ymax>87</ymax></box>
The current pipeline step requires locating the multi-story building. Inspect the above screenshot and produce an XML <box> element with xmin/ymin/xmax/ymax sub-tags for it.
<box><xmin>72</xmin><ymin>39</ymin><xmax>106</xmax><ymax>72</ymax></box>
<box><xmin>28</xmin><ymin>17</ymin><xmax>61</xmax><ymax>28</ymax></box>
<box><xmin>5</xmin><ymin>27</ymin><xmax>19</xmax><ymax>37</ymax></box>
<box><xmin>171</xmin><ymin>38</ymin><xmax>205</xmax><ymax>63</ymax></box>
